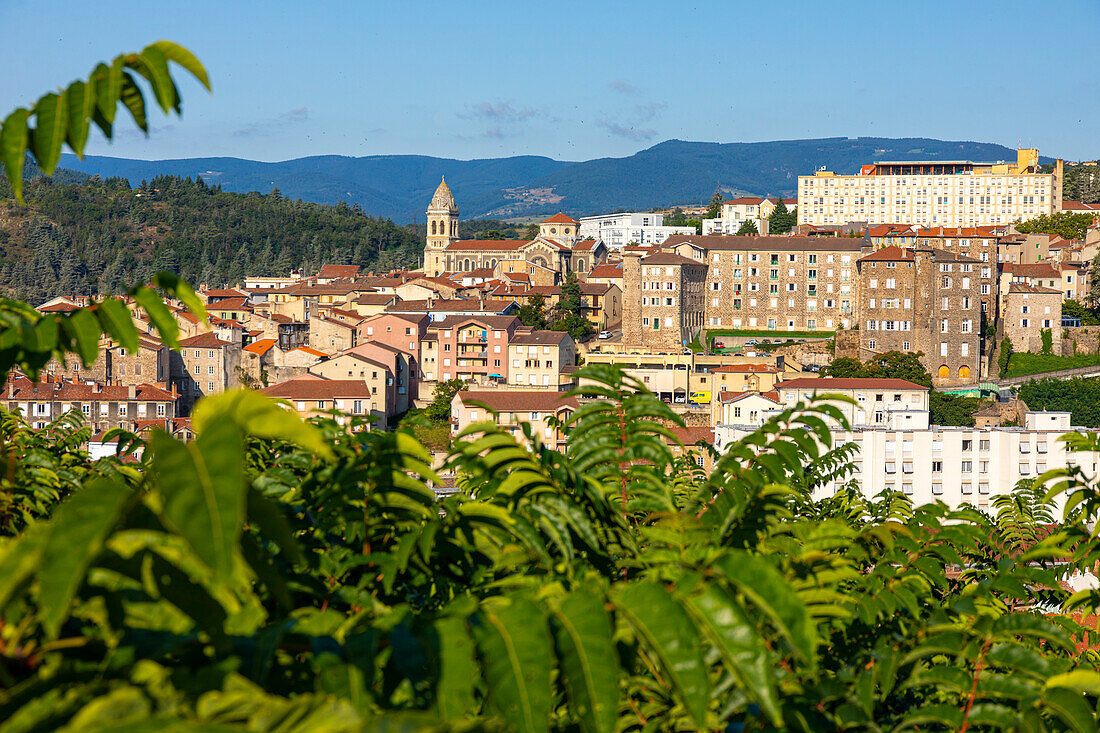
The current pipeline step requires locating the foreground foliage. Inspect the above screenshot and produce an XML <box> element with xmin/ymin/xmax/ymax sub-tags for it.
<box><xmin>1</xmin><ymin>367</ymin><xmax>1100</xmax><ymax>731</ymax></box>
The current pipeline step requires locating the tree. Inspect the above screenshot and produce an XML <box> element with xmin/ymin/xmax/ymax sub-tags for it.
<box><xmin>736</xmin><ymin>219</ymin><xmax>759</xmax><ymax>235</ymax></box>
<box><xmin>425</xmin><ymin>377</ymin><xmax>466</xmax><ymax>423</ymax></box>
<box><xmin>1015</xmin><ymin>211</ymin><xmax>1095</xmax><ymax>241</ymax></box>
<box><xmin>524</xmin><ymin>222</ymin><xmax>540</xmax><ymax>240</ymax></box>
<box><xmin>768</xmin><ymin>199</ymin><xmax>795</xmax><ymax>234</ymax></box>
<box><xmin>705</xmin><ymin>187</ymin><xmax>722</xmax><ymax>219</ymax></box>
<box><xmin>1063</xmin><ymin>299</ymin><xmax>1100</xmax><ymax>325</ymax></box>
<box><xmin>551</xmin><ymin>272</ymin><xmax>594</xmax><ymax>341</ymax></box>
<box><xmin>1041</xmin><ymin>328</ymin><xmax>1054</xmax><ymax>354</ymax></box>
<box><xmin>517</xmin><ymin>291</ymin><xmax>548</xmax><ymax>329</ymax></box>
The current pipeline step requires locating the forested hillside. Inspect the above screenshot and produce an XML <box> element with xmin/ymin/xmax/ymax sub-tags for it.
<box><xmin>0</xmin><ymin>173</ymin><xmax>422</xmax><ymax>304</ymax></box>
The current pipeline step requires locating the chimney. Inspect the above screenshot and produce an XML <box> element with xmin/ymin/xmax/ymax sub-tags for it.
<box><xmin>128</xmin><ymin>385</ymin><xmax>136</xmax><ymax>399</ymax></box>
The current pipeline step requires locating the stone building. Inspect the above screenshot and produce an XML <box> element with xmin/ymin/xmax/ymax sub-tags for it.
<box><xmin>856</xmin><ymin>245</ymin><xmax>995</xmax><ymax>385</ymax></box>
<box><xmin>664</xmin><ymin>235</ymin><xmax>863</xmax><ymax>332</ymax></box>
<box><xmin>109</xmin><ymin>335</ymin><xmax>170</xmax><ymax>386</ymax></box>
<box><xmin>506</xmin><ymin>330</ymin><xmax>576</xmax><ymax>389</ymax></box>
<box><xmin>1004</xmin><ymin>283</ymin><xmax>1062</xmax><ymax>354</ymax></box>
<box><xmin>621</xmin><ymin>250</ymin><xmax>707</xmax><ymax>351</ymax></box>
<box><xmin>421</xmin><ymin>180</ymin><xmax>608</xmax><ymax>279</ymax></box>
<box><xmin>4</xmin><ymin>376</ymin><xmax>178</xmax><ymax>432</ymax></box>
<box><xmin>173</xmin><ymin>332</ymin><xmax>244</xmax><ymax>412</ymax></box>
<box><xmin>309</xmin><ymin>314</ymin><xmax>359</xmax><ymax>354</ymax></box>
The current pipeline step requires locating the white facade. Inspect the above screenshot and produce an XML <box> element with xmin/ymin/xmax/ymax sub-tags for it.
<box><xmin>703</xmin><ymin>197</ymin><xmax>796</xmax><ymax>236</ymax></box>
<box><xmin>775</xmin><ymin>378</ymin><xmax>932</xmax><ymax>430</ymax></box>
<box><xmin>798</xmin><ymin>170</ymin><xmax>1057</xmax><ymax>228</ymax></box>
<box><xmin>578</xmin><ymin>213</ymin><xmax>695</xmax><ymax>249</ymax></box>
<box><xmin>716</xmin><ymin>409</ymin><xmax>1095</xmax><ymax>512</ymax></box>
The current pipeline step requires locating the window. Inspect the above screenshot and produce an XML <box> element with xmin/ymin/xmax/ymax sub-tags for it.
<box><xmin>932</xmin><ymin>460</ymin><xmax>943</xmax><ymax>473</ymax></box>
<box><xmin>961</xmin><ymin>460</ymin><xmax>972</xmax><ymax>473</ymax></box>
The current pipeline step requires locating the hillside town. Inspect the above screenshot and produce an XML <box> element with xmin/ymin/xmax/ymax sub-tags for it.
<box><xmin>15</xmin><ymin>148</ymin><xmax>1100</xmax><ymax>509</ymax></box>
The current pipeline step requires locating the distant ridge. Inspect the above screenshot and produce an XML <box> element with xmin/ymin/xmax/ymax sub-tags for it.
<box><xmin>60</xmin><ymin>137</ymin><xmax>1054</xmax><ymax>223</ymax></box>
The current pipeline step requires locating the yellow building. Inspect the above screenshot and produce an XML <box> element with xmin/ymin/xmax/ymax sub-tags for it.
<box><xmin>798</xmin><ymin>149</ymin><xmax>1063</xmax><ymax>228</ymax></box>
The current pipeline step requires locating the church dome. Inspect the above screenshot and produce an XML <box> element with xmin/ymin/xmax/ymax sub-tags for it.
<box><xmin>429</xmin><ymin>177</ymin><xmax>457</xmax><ymax>212</ymax></box>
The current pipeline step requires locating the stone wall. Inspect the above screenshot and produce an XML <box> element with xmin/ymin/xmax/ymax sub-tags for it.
<box><xmin>834</xmin><ymin>329</ymin><xmax>860</xmax><ymax>360</ymax></box>
<box><xmin>1061</xmin><ymin>326</ymin><xmax>1100</xmax><ymax>356</ymax></box>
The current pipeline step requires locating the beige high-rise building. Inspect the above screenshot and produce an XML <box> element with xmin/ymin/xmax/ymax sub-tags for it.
<box><xmin>798</xmin><ymin>149</ymin><xmax>1063</xmax><ymax>228</ymax></box>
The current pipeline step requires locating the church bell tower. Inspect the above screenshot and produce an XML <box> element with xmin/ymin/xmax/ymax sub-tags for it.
<box><xmin>424</xmin><ymin>177</ymin><xmax>458</xmax><ymax>276</ymax></box>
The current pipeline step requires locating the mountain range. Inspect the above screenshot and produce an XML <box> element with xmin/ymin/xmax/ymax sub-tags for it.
<box><xmin>58</xmin><ymin>137</ymin><xmax>1053</xmax><ymax>223</ymax></box>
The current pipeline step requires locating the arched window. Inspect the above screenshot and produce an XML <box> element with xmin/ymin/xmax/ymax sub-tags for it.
<box><xmin>464</xmin><ymin>258</ymin><xmax>471</xmax><ymax>271</ymax></box>
<box><xmin>451</xmin><ymin>221</ymin><xmax>456</xmax><ymax>236</ymax></box>
<box><xmin>937</xmin><ymin>365</ymin><xmax>950</xmax><ymax>379</ymax></box>
<box><xmin>959</xmin><ymin>365</ymin><xmax>971</xmax><ymax>379</ymax></box>
<box><xmin>431</xmin><ymin>220</ymin><xmax>437</xmax><ymax>235</ymax></box>
<box><xmin>490</xmin><ymin>259</ymin><xmax>497</xmax><ymax>268</ymax></box>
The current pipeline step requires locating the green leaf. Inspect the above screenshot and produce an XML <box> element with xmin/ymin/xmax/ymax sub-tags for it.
<box><xmin>1046</xmin><ymin>670</ymin><xmax>1100</xmax><ymax>696</ymax></box>
<box><xmin>95</xmin><ymin>297</ymin><xmax>140</xmax><ymax>353</ymax></box>
<box><xmin>30</xmin><ymin>91</ymin><xmax>67</xmax><ymax>175</ymax></box>
<box><xmin>683</xmin><ymin>584</ymin><xmax>781</xmax><ymax>726</ymax></box>
<box><xmin>1044</xmin><ymin>686</ymin><xmax>1098</xmax><ymax>733</ymax></box>
<box><xmin>97</xmin><ymin>56</ymin><xmax>125</xmax><ymax>125</ymax></box>
<box><xmin>472</xmin><ymin>597</ymin><xmax>552</xmax><ymax>733</ymax></box>
<box><xmin>132</xmin><ymin>286</ymin><xmax>179</xmax><ymax>349</ymax></box>
<box><xmin>117</xmin><ymin>72</ymin><xmax>149</xmax><ymax>133</ymax></box>
<box><xmin>550</xmin><ymin>589</ymin><xmax>619</xmax><ymax>733</ymax></box>
<box><xmin>37</xmin><ymin>477</ymin><xmax>132</xmax><ymax>637</ymax></box>
<box><xmin>615</xmin><ymin>581</ymin><xmax>710</xmax><ymax>727</ymax></box>
<box><xmin>1</xmin><ymin>108</ymin><xmax>30</xmax><ymax>202</ymax></box>
<box><xmin>134</xmin><ymin>45</ymin><xmax>178</xmax><ymax>114</ymax></box>
<box><xmin>246</xmin><ymin>487</ymin><xmax>302</xmax><ymax>564</ymax></box>
<box><xmin>716</xmin><ymin>553</ymin><xmax>817</xmax><ymax>668</ymax></box>
<box><xmin>64</xmin><ymin>79</ymin><xmax>93</xmax><ymax>157</ymax></box>
<box><xmin>433</xmin><ymin>613</ymin><xmax>479</xmax><ymax>720</ymax></box>
<box><xmin>152</xmin><ymin>271</ymin><xmax>207</xmax><ymax>322</ymax></box>
<box><xmin>191</xmin><ymin>389</ymin><xmax>334</xmax><ymax>460</ymax></box>
<box><xmin>148</xmin><ymin>40</ymin><xmax>212</xmax><ymax>90</ymax></box>
<box><xmin>151</xmin><ymin>420</ymin><xmax>245</xmax><ymax>582</ymax></box>
<box><xmin>63</xmin><ymin>307</ymin><xmax>103</xmax><ymax>365</ymax></box>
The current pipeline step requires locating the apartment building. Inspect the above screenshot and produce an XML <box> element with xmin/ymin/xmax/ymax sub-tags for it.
<box><xmin>260</xmin><ymin>375</ymin><xmax>376</xmax><ymax>427</ymax></box>
<box><xmin>857</xmin><ymin>246</ymin><xmax>994</xmax><ymax>385</ymax></box>
<box><xmin>172</xmin><ymin>332</ymin><xmax>244</xmax><ymax>412</ymax></box>
<box><xmin>420</xmin><ymin>315</ymin><xmax>520</xmax><ymax>386</ymax></box>
<box><xmin>718</xmin><ymin>409</ymin><xmax>1095</xmax><ymax>513</ymax></box>
<box><xmin>577</xmin><ymin>212</ymin><xmax>695</xmax><ymax>248</ymax></box>
<box><xmin>359</xmin><ymin>313</ymin><xmax>428</xmax><ymax>399</ymax></box>
<box><xmin>5</xmin><ymin>376</ymin><xmax>178</xmax><ymax>432</ymax></box>
<box><xmin>450</xmin><ymin>390</ymin><xmax>578</xmax><ymax>450</ymax></box>
<box><xmin>999</xmin><ymin>263</ymin><xmax>1065</xmax><ymax>312</ymax></box>
<box><xmin>308</xmin><ymin>348</ymin><xmax>396</xmax><ymax>420</ymax></box>
<box><xmin>798</xmin><ymin>149</ymin><xmax>1063</xmax><ymax>227</ymax></box>
<box><xmin>621</xmin><ymin>250</ymin><xmax>707</xmax><ymax>351</ymax></box>
<box><xmin>506</xmin><ymin>330</ymin><xmax>575</xmax><ymax>389</ymax></box>
<box><xmin>663</xmin><ymin>235</ymin><xmax>863</xmax><ymax>332</ymax></box>
<box><xmin>702</xmin><ymin>197</ymin><xmax>797</xmax><ymax>235</ymax></box>
<box><xmin>1004</xmin><ymin>284</ymin><xmax>1062</xmax><ymax>353</ymax></box>
<box><xmin>775</xmin><ymin>377</ymin><xmax>931</xmax><ymax>429</ymax></box>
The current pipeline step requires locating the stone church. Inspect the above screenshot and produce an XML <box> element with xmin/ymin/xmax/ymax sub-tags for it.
<box><xmin>421</xmin><ymin>179</ymin><xmax>608</xmax><ymax>281</ymax></box>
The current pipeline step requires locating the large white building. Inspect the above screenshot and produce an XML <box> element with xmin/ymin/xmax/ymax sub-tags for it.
<box><xmin>715</xmin><ymin>379</ymin><xmax>1096</xmax><ymax>512</ymax></box>
<box><xmin>578</xmin><ymin>212</ymin><xmax>695</xmax><ymax>249</ymax></box>
<box><xmin>797</xmin><ymin>149</ymin><xmax>1063</xmax><ymax>228</ymax></box>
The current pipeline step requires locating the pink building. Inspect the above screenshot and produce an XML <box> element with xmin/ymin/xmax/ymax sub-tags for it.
<box><xmin>428</xmin><ymin>315</ymin><xmax>521</xmax><ymax>385</ymax></box>
<box><xmin>358</xmin><ymin>313</ymin><xmax>428</xmax><ymax>401</ymax></box>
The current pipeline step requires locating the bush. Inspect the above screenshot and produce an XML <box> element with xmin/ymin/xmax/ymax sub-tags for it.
<box><xmin>998</xmin><ymin>336</ymin><xmax>1014</xmax><ymax>376</ymax></box>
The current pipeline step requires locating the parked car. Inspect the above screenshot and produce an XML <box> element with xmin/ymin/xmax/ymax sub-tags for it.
<box><xmin>744</xmin><ymin>339</ymin><xmax>758</xmax><ymax>346</ymax></box>
<box><xmin>598</xmin><ymin>330</ymin><xmax>612</xmax><ymax>339</ymax></box>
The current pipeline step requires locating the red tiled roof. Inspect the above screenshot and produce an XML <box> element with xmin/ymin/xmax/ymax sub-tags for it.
<box><xmin>38</xmin><ymin>302</ymin><xmax>79</xmax><ymax>313</ymax></box>
<box><xmin>664</xmin><ymin>235</ymin><xmax>863</xmax><ymax>252</ymax></box>
<box><xmin>723</xmin><ymin>197</ymin><xmax>766</xmax><ymax>205</ymax></box>
<box><xmin>244</xmin><ymin>338</ymin><xmax>278</xmax><ymax>356</ymax></box>
<box><xmin>571</xmin><ymin>238</ymin><xmax>599</xmax><ymax>251</ymax></box>
<box><xmin>641</xmin><ymin>251</ymin><xmax>705</xmax><ymax>266</ymax></box>
<box><xmin>318</xmin><ymin>264</ymin><xmax>361</xmax><ymax>279</ymax></box>
<box><xmin>180</xmin><ymin>332</ymin><xmax>235</xmax><ymax>348</ymax></box>
<box><xmin>204</xmin><ymin>288</ymin><xmax>247</xmax><ymax>298</ymax></box>
<box><xmin>1008</xmin><ymin>283</ymin><xmax>1062</xmax><ymax>295</ymax></box>
<box><xmin>859</xmin><ymin>246</ymin><xmax>914</xmax><ymax>263</ymax></box>
<box><xmin>779</xmin><ymin>377</ymin><xmax>929</xmax><ymax>391</ymax></box>
<box><xmin>445</xmin><ymin>240</ymin><xmax>529</xmax><ymax>251</ymax></box>
<box><xmin>208</xmin><ymin>298</ymin><xmax>252</xmax><ymax>311</ymax></box>
<box><xmin>588</xmin><ymin>262</ymin><xmax>623</xmax><ymax>278</ymax></box>
<box><xmin>4</xmin><ymin>377</ymin><xmax>176</xmax><ymax>401</ymax></box>
<box><xmin>718</xmin><ymin>389</ymin><xmax>781</xmax><ymax>403</ymax></box>
<box><xmin>457</xmin><ymin>391</ymin><xmax>578</xmax><ymax>412</ymax></box>
<box><xmin>542</xmin><ymin>212</ymin><xmax>579</xmax><ymax>225</ymax></box>
<box><xmin>1004</xmin><ymin>263</ymin><xmax>1060</xmax><ymax>279</ymax></box>
<box><xmin>291</xmin><ymin>346</ymin><xmax>328</xmax><ymax>358</ymax></box>
<box><xmin>261</xmin><ymin>376</ymin><xmax>374</xmax><ymax>399</ymax></box>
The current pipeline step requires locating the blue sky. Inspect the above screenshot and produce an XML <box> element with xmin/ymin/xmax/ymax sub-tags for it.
<box><xmin>1</xmin><ymin>0</ymin><xmax>1097</xmax><ymax>163</ymax></box>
